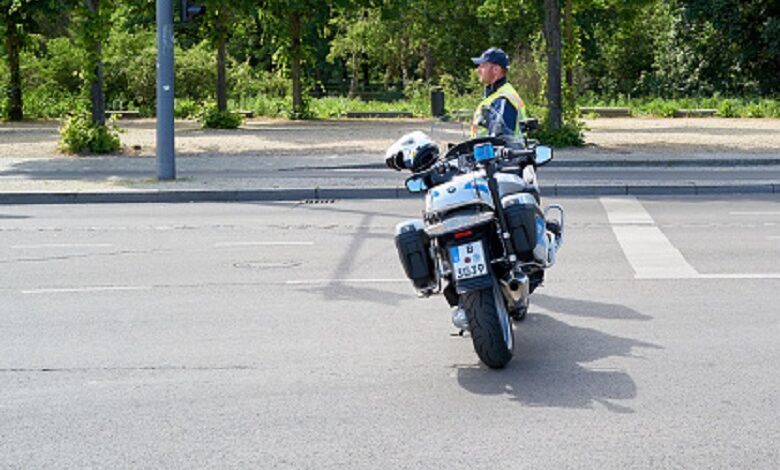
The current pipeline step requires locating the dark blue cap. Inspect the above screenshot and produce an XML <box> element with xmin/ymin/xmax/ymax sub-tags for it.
<box><xmin>471</xmin><ymin>47</ymin><xmax>509</xmax><ymax>69</ymax></box>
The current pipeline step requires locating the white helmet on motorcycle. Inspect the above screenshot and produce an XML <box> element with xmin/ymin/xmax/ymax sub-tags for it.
<box><xmin>385</xmin><ymin>131</ymin><xmax>440</xmax><ymax>172</ymax></box>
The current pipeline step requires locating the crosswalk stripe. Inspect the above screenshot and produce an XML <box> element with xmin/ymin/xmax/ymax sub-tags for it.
<box><xmin>601</xmin><ymin>197</ymin><xmax>699</xmax><ymax>279</ymax></box>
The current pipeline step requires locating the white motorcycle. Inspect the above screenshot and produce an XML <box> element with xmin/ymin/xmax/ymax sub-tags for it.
<box><xmin>387</xmin><ymin>119</ymin><xmax>564</xmax><ymax>368</ymax></box>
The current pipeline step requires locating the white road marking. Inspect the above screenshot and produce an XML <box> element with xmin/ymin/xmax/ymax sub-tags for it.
<box><xmin>602</xmin><ymin>197</ymin><xmax>780</xmax><ymax>280</ymax></box>
<box><xmin>729</xmin><ymin>211</ymin><xmax>780</xmax><ymax>216</ymax></box>
<box><xmin>11</xmin><ymin>243</ymin><xmax>113</xmax><ymax>249</ymax></box>
<box><xmin>601</xmin><ymin>197</ymin><xmax>699</xmax><ymax>279</ymax></box>
<box><xmin>22</xmin><ymin>286</ymin><xmax>152</xmax><ymax>295</ymax></box>
<box><xmin>214</xmin><ymin>241</ymin><xmax>314</xmax><ymax>247</ymax></box>
<box><xmin>698</xmin><ymin>273</ymin><xmax>780</xmax><ymax>280</ymax></box>
<box><xmin>601</xmin><ymin>197</ymin><xmax>655</xmax><ymax>225</ymax></box>
<box><xmin>285</xmin><ymin>278</ymin><xmax>407</xmax><ymax>285</ymax></box>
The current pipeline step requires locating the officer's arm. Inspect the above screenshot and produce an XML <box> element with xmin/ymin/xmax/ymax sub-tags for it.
<box><xmin>488</xmin><ymin>98</ymin><xmax>518</xmax><ymax>137</ymax></box>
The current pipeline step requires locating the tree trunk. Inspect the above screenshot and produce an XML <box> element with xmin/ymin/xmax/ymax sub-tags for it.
<box><xmin>91</xmin><ymin>41</ymin><xmax>105</xmax><ymax>126</ymax></box>
<box><xmin>564</xmin><ymin>0</ymin><xmax>574</xmax><ymax>89</ymax></box>
<box><xmin>399</xmin><ymin>40</ymin><xmax>409</xmax><ymax>87</ymax></box>
<box><xmin>383</xmin><ymin>65</ymin><xmax>393</xmax><ymax>90</ymax></box>
<box><xmin>86</xmin><ymin>0</ymin><xmax>105</xmax><ymax>126</ymax></box>
<box><xmin>216</xmin><ymin>34</ymin><xmax>227</xmax><ymax>111</ymax></box>
<box><xmin>5</xmin><ymin>13</ymin><xmax>23</xmax><ymax>121</ymax></box>
<box><xmin>544</xmin><ymin>0</ymin><xmax>562</xmax><ymax>130</ymax></box>
<box><xmin>289</xmin><ymin>11</ymin><xmax>303</xmax><ymax>115</ymax></box>
<box><xmin>361</xmin><ymin>56</ymin><xmax>370</xmax><ymax>90</ymax></box>
<box><xmin>422</xmin><ymin>41</ymin><xmax>434</xmax><ymax>82</ymax></box>
<box><xmin>348</xmin><ymin>52</ymin><xmax>359</xmax><ymax>98</ymax></box>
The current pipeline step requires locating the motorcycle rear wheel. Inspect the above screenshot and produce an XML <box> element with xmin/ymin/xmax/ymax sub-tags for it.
<box><xmin>463</xmin><ymin>284</ymin><xmax>514</xmax><ymax>369</ymax></box>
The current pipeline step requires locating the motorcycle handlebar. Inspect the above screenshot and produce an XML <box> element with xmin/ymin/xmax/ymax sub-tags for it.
<box><xmin>496</xmin><ymin>147</ymin><xmax>535</xmax><ymax>168</ymax></box>
<box><xmin>409</xmin><ymin>144</ymin><xmax>536</xmax><ymax>183</ymax></box>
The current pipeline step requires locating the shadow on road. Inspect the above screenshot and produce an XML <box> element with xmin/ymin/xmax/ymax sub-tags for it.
<box><xmin>291</xmin><ymin>211</ymin><xmax>410</xmax><ymax>307</ymax></box>
<box><xmin>455</xmin><ymin>296</ymin><xmax>661</xmax><ymax>413</ymax></box>
<box><xmin>533</xmin><ymin>293</ymin><xmax>652</xmax><ymax>321</ymax></box>
<box><xmin>266</xmin><ymin>200</ymin><xmax>416</xmax><ymax>221</ymax></box>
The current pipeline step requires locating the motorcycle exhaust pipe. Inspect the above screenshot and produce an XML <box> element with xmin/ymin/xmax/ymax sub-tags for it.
<box><xmin>501</xmin><ymin>273</ymin><xmax>529</xmax><ymax>304</ymax></box>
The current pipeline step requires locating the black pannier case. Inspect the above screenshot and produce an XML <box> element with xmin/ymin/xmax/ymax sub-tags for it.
<box><xmin>395</xmin><ymin>228</ymin><xmax>435</xmax><ymax>289</ymax></box>
<box><xmin>504</xmin><ymin>202</ymin><xmax>537</xmax><ymax>262</ymax></box>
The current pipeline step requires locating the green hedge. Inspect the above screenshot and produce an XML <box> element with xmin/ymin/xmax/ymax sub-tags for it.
<box><xmin>579</xmin><ymin>94</ymin><xmax>780</xmax><ymax>118</ymax></box>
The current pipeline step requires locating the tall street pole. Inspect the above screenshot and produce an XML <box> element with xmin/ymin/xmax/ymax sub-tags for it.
<box><xmin>156</xmin><ymin>0</ymin><xmax>176</xmax><ymax>180</ymax></box>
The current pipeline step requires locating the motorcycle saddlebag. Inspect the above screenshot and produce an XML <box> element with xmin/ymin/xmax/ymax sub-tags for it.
<box><xmin>502</xmin><ymin>193</ymin><xmax>539</xmax><ymax>262</ymax></box>
<box><xmin>394</xmin><ymin>219</ymin><xmax>435</xmax><ymax>290</ymax></box>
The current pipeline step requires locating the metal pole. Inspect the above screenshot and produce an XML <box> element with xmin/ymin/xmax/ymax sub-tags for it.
<box><xmin>156</xmin><ymin>0</ymin><xmax>176</xmax><ymax>180</ymax></box>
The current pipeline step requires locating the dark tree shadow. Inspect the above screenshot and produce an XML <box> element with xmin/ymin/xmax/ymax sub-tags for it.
<box><xmin>291</xmin><ymin>211</ymin><xmax>412</xmax><ymax>307</ymax></box>
<box><xmin>294</xmin><ymin>282</ymin><xmax>411</xmax><ymax>307</ymax></box>
<box><xmin>258</xmin><ymin>200</ymin><xmax>420</xmax><ymax>221</ymax></box>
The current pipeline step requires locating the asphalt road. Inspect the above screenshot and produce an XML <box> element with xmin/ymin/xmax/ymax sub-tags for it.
<box><xmin>1</xmin><ymin>197</ymin><xmax>779</xmax><ymax>469</ymax></box>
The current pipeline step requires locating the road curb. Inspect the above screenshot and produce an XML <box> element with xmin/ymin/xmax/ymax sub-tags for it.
<box><xmin>547</xmin><ymin>183</ymin><xmax>778</xmax><ymax>197</ymax></box>
<box><xmin>549</xmin><ymin>158</ymin><xmax>780</xmax><ymax>168</ymax></box>
<box><xmin>1</xmin><ymin>183</ymin><xmax>776</xmax><ymax>205</ymax></box>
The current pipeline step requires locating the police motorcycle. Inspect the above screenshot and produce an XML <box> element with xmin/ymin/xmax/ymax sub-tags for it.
<box><xmin>385</xmin><ymin>118</ymin><xmax>564</xmax><ymax>369</ymax></box>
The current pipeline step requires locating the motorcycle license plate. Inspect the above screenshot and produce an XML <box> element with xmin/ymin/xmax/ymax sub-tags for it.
<box><xmin>450</xmin><ymin>241</ymin><xmax>488</xmax><ymax>280</ymax></box>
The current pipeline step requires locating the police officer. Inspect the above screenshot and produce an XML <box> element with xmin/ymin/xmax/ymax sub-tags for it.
<box><xmin>470</xmin><ymin>47</ymin><xmax>527</xmax><ymax>141</ymax></box>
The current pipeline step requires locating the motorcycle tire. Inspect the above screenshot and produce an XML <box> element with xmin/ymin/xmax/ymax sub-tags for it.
<box><xmin>463</xmin><ymin>284</ymin><xmax>514</xmax><ymax>369</ymax></box>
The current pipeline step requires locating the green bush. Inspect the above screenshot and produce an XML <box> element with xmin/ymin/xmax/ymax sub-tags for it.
<box><xmin>200</xmin><ymin>104</ymin><xmax>243</xmax><ymax>129</ymax></box>
<box><xmin>59</xmin><ymin>111</ymin><xmax>122</xmax><ymax>154</ymax></box>
<box><xmin>21</xmin><ymin>36</ymin><xmax>85</xmax><ymax>94</ymax></box>
<box><xmin>760</xmin><ymin>100</ymin><xmax>780</xmax><ymax>118</ymax></box>
<box><xmin>741</xmin><ymin>100</ymin><xmax>780</xmax><ymax>118</ymax></box>
<box><xmin>636</xmin><ymin>98</ymin><xmax>678</xmax><ymax>117</ymax></box>
<box><xmin>104</xmin><ymin>30</ymin><xmax>157</xmax><ymax>111</ymax></box>
<box><xmin>176</xmin><ymin>41</ymin><xmax>217</xmax><ymax>103</ymax></box>
<box><xmin>174</xmin><ymin>98</ymin><xmax>201</xmax><ymax>119</ymax></box>
<box><xmin>247</xmin><ymin>94</ymin><xmax>290</xmax><ymax>118</ymax></box>
<box><xmin>531</xmin><ymin>120</ymin><xmax>586</xmax><ymax>148</ymax></box>
<box><xmin>716</xmin><ymin>99</ymin><xmax>740</xmax><ymax>117</ymax></box>
<box><xmin>24</xmin><ymin>89</ymin><xmax>83</xmax><ymax>119</ymax></box>
<box><xmin>576</xmin><ymin>94</ymin><xmax>780</xmax><ymax>118</ymax></box>
<box><xmin>231</xmin><ymin>65</ymin><xmax>290</xmax><ymax>101</ymax></box>
<box><xmin>306</xmin><ymin>96</ymin><xmax>426</xmax><ymax>118</ymax></box>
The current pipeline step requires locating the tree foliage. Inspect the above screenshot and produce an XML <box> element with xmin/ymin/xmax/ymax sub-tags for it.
<box><xmin>1</xmin><ymin>0</ymin><xmax>65</xmax><ymax>120</ymax></box>
<box><xmin>2</xmin><ymin>0</ymin><xmax>778</xmax><ymax>124</ymax></box>
<box><xmin>681</xmin><ymin>0</ymin><xmax>780</xmax><ymax>95</ymax></box>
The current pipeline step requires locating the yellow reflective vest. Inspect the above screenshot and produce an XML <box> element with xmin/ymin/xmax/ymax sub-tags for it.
<box><xmin>470</xmin><ymin>82</ymin><xmax>526</xmax><ymax>139</ymax></box>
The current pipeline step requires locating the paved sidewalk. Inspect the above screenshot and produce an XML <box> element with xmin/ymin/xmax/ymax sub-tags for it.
<box><xmin>1</xmin><ymin>118</ymin><xmax>778</xmax><ymax>203</ymax></box>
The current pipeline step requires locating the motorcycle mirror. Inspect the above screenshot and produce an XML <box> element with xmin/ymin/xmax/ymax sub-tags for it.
<box><xmin>535</xmin><ymin>145</ymin><xmax>554</xmax><ymax>166</ymax></box>
<box><xmin>405</xmin><ymin>176</ymin><xmax>428</xmax><ymax>193</ymax></box>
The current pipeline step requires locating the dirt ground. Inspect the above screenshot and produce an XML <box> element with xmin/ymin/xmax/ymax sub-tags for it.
<box><xmin>1</xmin><ymin>117</ymin><xmax>779</xmax><ymax>159</ymax></box>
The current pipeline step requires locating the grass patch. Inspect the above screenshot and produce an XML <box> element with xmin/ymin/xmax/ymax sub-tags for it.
<box><xmin>578</xmin><ymin>94</ymin><xmax>780</xmax><ymax>118</ymax></box>
<box><xmin>241</xmin><ymin>93</ymin><xmax>481</xmax><ymax>120</ymax></box>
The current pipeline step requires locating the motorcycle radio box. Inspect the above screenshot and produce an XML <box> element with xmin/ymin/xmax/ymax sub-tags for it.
<box><xmin>473</xmin><ymin>143</ymin><xmax>495</xmax><ymax>162</ymax></box>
